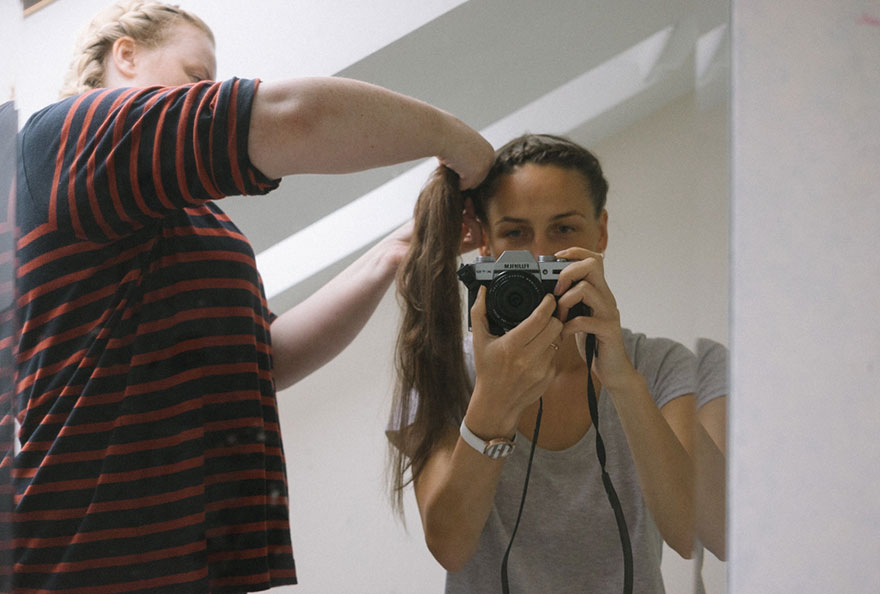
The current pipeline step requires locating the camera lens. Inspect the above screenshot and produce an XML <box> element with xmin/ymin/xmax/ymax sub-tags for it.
<box><xmin>487</xmin><ymin>271</ymin><xmax>545</xmax><ymax>331</ymax></box>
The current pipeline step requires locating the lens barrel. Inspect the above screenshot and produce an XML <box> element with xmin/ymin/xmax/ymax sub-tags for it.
<box><xmin>486</xmin><ymin>271</ymin><xmax>545</xmax><ymax>331</ymax></box>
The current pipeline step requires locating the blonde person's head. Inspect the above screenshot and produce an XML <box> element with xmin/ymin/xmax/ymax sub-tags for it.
<box><xmin>59</xmin><ymin>0</ymin><xmax>214</xmax><ymax>98</ymax></box>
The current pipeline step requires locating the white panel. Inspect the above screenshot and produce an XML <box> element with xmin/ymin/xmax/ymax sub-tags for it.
<box><xmin>730</xmin><ymin>1</ymin><xmax>880</xmax><ymax>592</ymax></box>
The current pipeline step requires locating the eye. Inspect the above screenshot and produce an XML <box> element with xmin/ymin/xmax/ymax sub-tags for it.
<box><xmin>185</xmin><ymin>66</ymin><xmax>211</xmax><ymax>84</ymax></box>
<box><xmin>554</xmin><ymin>223</ymin><xmax>579</xmax><ymax>235</ymax></box>
<box><xmin>499</xmin><ymin>227</ymin><xmax>531</xmax><ymax>244</ymax></box>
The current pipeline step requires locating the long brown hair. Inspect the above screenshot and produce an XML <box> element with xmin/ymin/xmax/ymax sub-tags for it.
<box><xmin>389</xmin><ymin>134</ymin><xmax>609</xmax><ymax>514</ymax></box>
<box><xmin>390</xmin><ymin>166</ymin><xmax>471</xmax><ymax>515</ymax></box>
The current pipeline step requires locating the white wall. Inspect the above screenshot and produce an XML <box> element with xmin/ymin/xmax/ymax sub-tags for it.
<box><xmin>277</xmin><ymin>91</ymin><xmax>729</xmax><ymax>593</ymax></box>
<box><xmin>1</xmin><ymin>0</ymin><xmax>21</xmax><ymax>102</ymax></box>
<box><xmin>729</xmin><ymin>1</ymin><xmax>880</xmax><ymax>592</ymax></box>
<box><xmin>597</xmin><ymin>93</ymin><xmax>729</xmax><ymax>348</ymax></box>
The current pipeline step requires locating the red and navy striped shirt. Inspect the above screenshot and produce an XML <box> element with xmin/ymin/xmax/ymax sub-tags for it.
<box><xmin>12</xmin><ymin>79</ymin><xmax>296</xmax><ymax>593</ymax></box>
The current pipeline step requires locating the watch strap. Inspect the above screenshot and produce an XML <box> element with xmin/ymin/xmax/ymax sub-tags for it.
<box><xmin>459</xmin><ymin>419</ymin><xmax>516</xmax><ymax>459</ymax></box>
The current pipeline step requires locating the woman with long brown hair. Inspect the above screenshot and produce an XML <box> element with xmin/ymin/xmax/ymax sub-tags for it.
<box><xmin>390</xmin><ymin>133</ymin><xmax>696</xmax><ymax>593</ymax></box>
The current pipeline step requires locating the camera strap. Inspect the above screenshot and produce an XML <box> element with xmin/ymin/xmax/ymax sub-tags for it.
<box><xmin>499</xmin><ymin>334</ymin><xmax>633</xmax><ymax>594</ymax></box>
<box><xmin>584</xmin><ymin>333</ymin><xmax>633</xmax><ymax>594</ymax></box>
<box><xmin>500</xmin><ymin>396</ymin><xmax>542</xmax><ymax>594</ymax></box>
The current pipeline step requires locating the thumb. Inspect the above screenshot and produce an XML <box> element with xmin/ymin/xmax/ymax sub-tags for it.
<box><xmin>470</xmin><ymin>285</ymin><xmax>491</xmax><ymax>348</ymax></box>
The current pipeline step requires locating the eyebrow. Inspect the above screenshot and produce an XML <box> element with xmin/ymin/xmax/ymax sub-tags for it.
<box><xmin>494</xmin><ymin>210</ymin><xmax>589</xmax><ymax>226</ymax></box>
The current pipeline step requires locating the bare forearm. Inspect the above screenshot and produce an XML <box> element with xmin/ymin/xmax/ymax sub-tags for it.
<box><xmin>695</xmin><ymin>421</ymin><xmax>726</xmax><ymax>560</ymax></box>
<box><xmin>609</xmin><ymin>375</ymin><xmax>696</xmax><ymax>557</ymax></box>
<box><xmin>416</xmin><ymin>381</ymin><xmax>533</xmax><ymax>571</ymax></box>
<box><xmin>249</xmin><ymin>77</ymin><xmax>486</xmax><ymax>182</ymax></box>
<box><xmin>270</xmin><ymin>239</ymin><xmax>397</xmax><ymax>391</ymax></box>
<box><xmin>416</xmin><ymin>432</ymin><xmax>507</xmax><ymax>572</ymax></box>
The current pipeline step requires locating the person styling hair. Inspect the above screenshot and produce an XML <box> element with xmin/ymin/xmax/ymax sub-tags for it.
<box><xmin>12</xmin><ymin>1</ymin><xmax>493</xmax><ymax>592</ymax></box>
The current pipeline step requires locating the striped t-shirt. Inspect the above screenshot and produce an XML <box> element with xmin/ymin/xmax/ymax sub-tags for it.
<box><xmin>12</xmin><ymin>79</ymin><xmax>296</xmax><ymax>593</ymax></box>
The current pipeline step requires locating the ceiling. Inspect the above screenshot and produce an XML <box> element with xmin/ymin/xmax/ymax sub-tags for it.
<box><xmin>201</xmin><ymin>0</ymin><xmax>729</xmax><ymax>313</ymax></box>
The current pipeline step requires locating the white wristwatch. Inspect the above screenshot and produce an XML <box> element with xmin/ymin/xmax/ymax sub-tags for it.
<box><xmin>459</xmin><ymin>419</ymin><xmax>516</xmax><ymax>459</ymax></box>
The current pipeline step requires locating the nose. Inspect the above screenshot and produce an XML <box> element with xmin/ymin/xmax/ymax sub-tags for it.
<box><xmin>531</xmin><ymin>236</ymin><xmax>554</xmax><ymax>259</ymax></box>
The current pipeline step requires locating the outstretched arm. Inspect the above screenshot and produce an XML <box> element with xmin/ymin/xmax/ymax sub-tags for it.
<box><xmin>249</xmin><ymin>77</ymin><xmax>493</xmax><ymax>189</ymax></box>
<box><xmin>270</xmin><ymin>221</ymin><xmax>411</xmax><ymax>391</ymax></box>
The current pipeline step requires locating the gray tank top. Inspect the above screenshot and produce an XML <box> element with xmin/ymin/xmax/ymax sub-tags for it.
<box><xmin>444</xmin><ymin>329</ymin><xmax>695</xmax><ymax>594</ymax></box>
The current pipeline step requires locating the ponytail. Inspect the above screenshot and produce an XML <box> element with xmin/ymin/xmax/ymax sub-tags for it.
<box><xmin>389</xmin><ymin>166</ymin><xmax>471</xmax><ymax>515</ymax></box>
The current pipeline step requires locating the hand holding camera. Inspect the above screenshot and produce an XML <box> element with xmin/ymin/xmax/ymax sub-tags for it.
<box><xmin>460</xmin><ymin>249</ymin><xmax>634</xmax><ymax>393</ymax></box>
<box><xmin>456</xmin><ymin>251</ymin><xmax>583</xmax><ymax>433</ymax></box>
<box><xmin>458</xmin><ymin>250</ymin><xmax>591</xmax><ymax>336</ymax></box>
<box><xmin>464</xmin><ymin>282</ymin><xmax>563</xmax><ymax>439</ymax></box>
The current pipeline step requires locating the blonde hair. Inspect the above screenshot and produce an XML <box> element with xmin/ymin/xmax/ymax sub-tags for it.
<box><xmin>59</xmin><ymin>0</ymin><xmax>214</xmax><ymax>98</ymax></box>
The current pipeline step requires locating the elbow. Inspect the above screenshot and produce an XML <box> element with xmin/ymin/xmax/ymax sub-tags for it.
<box><xmin>699</xmin><ymin>533</ymin><xmax>727</xmax><ymax>562</ymax></box>
<box><xmin>422</xmin><ymin>514</ymin><xmax>476</xmax><ymax>573</ymax></box>
<box><xmin>711</xmin><ymin>545</ymin><xmax>727</xmax><ymax>563</ymax></box>
<box><xmin>663</xmin><ymin>523</ymin><xmax>697</xmax><ymax>560</ymax></box>
<box><xmin>672</xmin><ymin>540</ymin><xmax>695</xmax><ymax>560</ymax></box>
<box><xmin>425</xmin><ymin>534</ymin><xmax>470</xmax><ymax>573</ymax></box>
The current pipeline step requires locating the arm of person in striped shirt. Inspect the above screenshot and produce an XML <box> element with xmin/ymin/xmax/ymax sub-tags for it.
<box><xmin>269</xmin><ymin>220</ymin><xmax>412</xmax><ymax>391</ymax></box>
<box><xmin>248</xmin><ymin>77</ymin><xmax>493</xmax><ymax>190</ymax></box>
<box><xmin>248</xmin><ymin>79</ymin><xmax>493</xmax><ymax>390</ymax></box>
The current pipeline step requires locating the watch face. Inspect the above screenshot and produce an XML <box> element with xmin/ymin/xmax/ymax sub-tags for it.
<box><xmin>484</xmin><ymin>440</ymin><xmax>515</xmax><ymax>459</ymax></box>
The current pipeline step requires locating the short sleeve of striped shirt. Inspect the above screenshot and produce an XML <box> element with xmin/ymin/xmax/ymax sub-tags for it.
<box><xmin>18</xmin><ymin>78</ymin><xmax>279</xmax><ymax>243</ymax></box>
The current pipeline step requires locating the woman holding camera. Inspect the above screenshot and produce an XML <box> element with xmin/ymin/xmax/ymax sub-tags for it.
<box><xmin>389</xmin><ymin>134</ymin><xmax>696</xmax><ymax>593</ymax></box>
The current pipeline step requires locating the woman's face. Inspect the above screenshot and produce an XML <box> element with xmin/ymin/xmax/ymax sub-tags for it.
<box><xmin>128</xmin><ymin>22</ymin><xmax>216</xmax><ymax>86</ymax></box>
<box><xmin>480</xmin><ymin>163</ymin><xmax>608</xmax><ymax>259</ymax></box>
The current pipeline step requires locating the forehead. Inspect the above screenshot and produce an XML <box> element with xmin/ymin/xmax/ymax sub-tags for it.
<box><xmin>486</xmin><ymin>164</ymin><xmax>594</xmax><ymax>222</ymax></box>
<box><xmin>160</xmin><ymin>22</ymin><xmax>217</xmax><ymax>70</ymax></box>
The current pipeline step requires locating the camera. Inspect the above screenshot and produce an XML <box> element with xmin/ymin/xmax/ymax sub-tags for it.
<box><xmin>457</xmin><ymin>250</ymin><xmax>590</xmax><ymax>336</ymax></box>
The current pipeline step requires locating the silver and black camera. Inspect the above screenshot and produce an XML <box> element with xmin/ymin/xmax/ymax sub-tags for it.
<box><xmin>458</xmin><ymin>250</ymin><xmax>590</xmax><ymax>336</ymax></box>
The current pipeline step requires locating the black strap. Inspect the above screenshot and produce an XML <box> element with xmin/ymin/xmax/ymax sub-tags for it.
<box><xmin>584</xmin><ymin>333</ymin><xmax>633</xmax><ymax>594</ymax></box>
<box><xmin>500</xmin><ymin>397</ymin><xmax>542</xmax><ymax>594</ymax></box>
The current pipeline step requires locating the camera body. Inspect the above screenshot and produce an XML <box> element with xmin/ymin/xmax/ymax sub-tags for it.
<box><xmin>458</xmin><ymin>250</ymin><xmax>590</xmax><ymax>336</ymax></box>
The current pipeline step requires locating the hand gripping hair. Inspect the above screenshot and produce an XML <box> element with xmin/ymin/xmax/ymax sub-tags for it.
<box><xmin>389</xmin><ymin>166</ymin><xmax>471</xmax><ymax>515</ymax></box>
